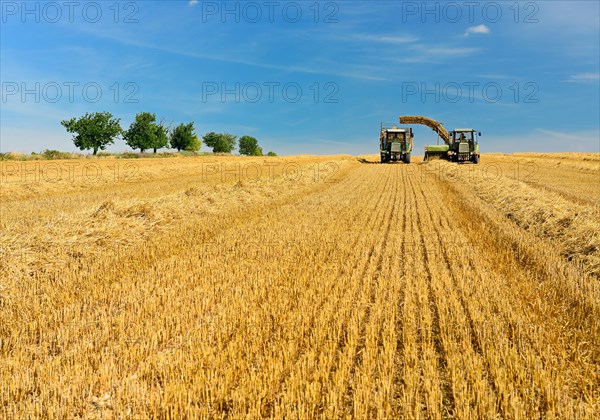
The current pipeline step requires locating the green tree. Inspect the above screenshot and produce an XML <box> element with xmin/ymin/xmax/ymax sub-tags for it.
<box><xmin>202</xmin><ymin>132</ymin><xmax>220</xmax><ymax>152</ymax></box>
<box><xmin>150</xmin><ymin>123</ymin><xmax>170</xmax><ymax>153</ymax></box>
<box><xmin>267</xmin><ymin>151</ymin><xmax>277</xmax><ymax>156</ymax></box>
<box><xmin>61</xmin><ymin>112</ymin><xmax>122</xmax><ymax>155</ymax></box>
<box><xmin>123</xmin><ymin>112</ymin><xmax>166</xmax><ymax>153</ymax></box>
<box><xmin>170</xmin><ymin>122</ymin><xmax>197</xmax><ymax>151</ymax></box>
<box><xmin>185</xmin><ymin>135</ymin><xmax>202</xmax><ymax>152</ymax></box>
<box><xmin>239</xmin><ymin>135</ymin><xmax>263</xmax><ymax>156</ymax></box>
<box><xmin>203</xmin><ymin>132</ymin><xmax>237</xmax><ymax>153</ymax></box>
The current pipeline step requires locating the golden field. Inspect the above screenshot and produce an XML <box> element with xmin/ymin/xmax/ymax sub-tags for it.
<box><xmin>1</xmin><ymin>153</ymin><xmax>599</xmax><ymax>418</ymax></box>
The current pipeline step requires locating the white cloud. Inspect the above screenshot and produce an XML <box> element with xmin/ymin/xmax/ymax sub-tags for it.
<box><xmin>189</xmin><ymin>0</ymin><xmax>198</xmax><ymax>6</ymax></box>
<box><xmin>464</xmin><ymin>24</ymin><xmax>491</xmax><ymax>37</ymax></box>
<box><xmin>566</xmin><ymin>73</ymin><xmax>600</xmax><ymax>83</ymax></box>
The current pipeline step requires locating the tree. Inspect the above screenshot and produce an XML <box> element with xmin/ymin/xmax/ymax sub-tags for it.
<box><xmin>185</xmin><ymin>135</ymin><xmax>201</xmax><ymax>152</ymax></box>
<box><xmin>123</xmin><ymin>112</ymin><xmax>167</xmax><ymax>154</ymax></box>
<box><xmin>201</xmin><ymin>132</ymin><xmax>220</xmax><ymax>152</ymax></box>
<box><xmin>239</xmin><ymin>135</ymin><xmax>263</xmax><ymax>156</ymax></box>
<box><xmin>150</xmin><ymin>123</ymin><xmax>170</xmax><ymax>153</ymax></box>
<box><xmin>61</xmin><ymin>112</ymin><xmax>122</xmax><ymax>155</ymax></box>
<box><xmin>267</xmin><ymin>151</ymin><xmax>277</xmax><ymax>156</ymax></box>
<box><xmin>203</xmin><ymin>132</ymin><xmax>237</xmax><ymax>153</ymax></box>
<box><xmin>170</xmin><ymin>122</ymin><xmax>197</xmax><ymax>151</ymax></box>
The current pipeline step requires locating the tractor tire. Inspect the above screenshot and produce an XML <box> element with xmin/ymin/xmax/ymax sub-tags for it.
<box><xmin>473</xmin><ymin>155</ymin><xmax>480</xmax><ymax>164</ymax></box>
<box><xmin>404</xmin><ymin>153</ymin><xmax>411</xmax><ymax>164</ymax></box>
<box><xmin>423</xmin><ymin>153</ymin><xmax>428</xmax><ymax>162</ymax></box>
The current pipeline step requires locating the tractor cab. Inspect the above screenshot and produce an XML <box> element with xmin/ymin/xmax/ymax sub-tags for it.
<box><xmin>451</xmin><ymin>129</ymin><xmax>478</xmax><ymax>143</ymax></box>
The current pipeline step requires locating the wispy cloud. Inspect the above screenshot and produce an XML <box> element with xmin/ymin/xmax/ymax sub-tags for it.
<box><xmin>319</xmin><ymin>139</ymin><xmax>353</xmax><ymax>145</ymax></box>
<box><xmin>464</xmin><ymin>24</ymin><xmax>491</xmax><ymax>37</ymax></box>
<box><xmin>188</xmin><ymin>0</ymin><xmax>198</xmax><ymax>6</ymax></box>
<box><xmin>393</xmin><ymin>45</ymin><xmax>480</xmax><ymax>64</ymax></box>
<box><xmin>478</xmin><ymin>74</ymin><xmax>516</xmax><ymax>80</ymax></box>
<box><xmin>416</xmin><ymin>46</ymin><xmax>479</xmax><ymax>58</ymax></box>
<box><xmin>69</xmin><ymin>24</ymin><xmax>391</xmax><ymax>81</ymax></box>
<box><xmin>565</xmin><ymin>73</ymin><xmax>600</xmax><ymax>83</ymax></box>
<box><xmin>535</xmin><ymin>129</ymin><xmax>581</xmax><ymax>140</ymax></box>
<box><xmin>352</xmin><ymin>34</ymin><xmax>418</xmax><ymax>45</ymax></box>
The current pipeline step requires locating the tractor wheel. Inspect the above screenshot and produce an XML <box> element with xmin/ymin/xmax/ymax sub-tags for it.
<box><xmin>473</xmin><ymin>155</ymin><xmax>480</xmax><ymax>164</ymax></box>
<box><xmin>423</xmin><ymin>153</ymin><xmax>428</xmax><ymax>162</ymax></box>
<box><xmin>404</xmin><ymin>153</ymin><xmax>411</xmax><ymax>164</ymax></box>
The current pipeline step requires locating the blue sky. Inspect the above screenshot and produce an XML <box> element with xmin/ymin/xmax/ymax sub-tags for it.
<box><xmin>1</xmin><ymin>0</ymin><xmax>599</xmax><ymax>155</ymax></box>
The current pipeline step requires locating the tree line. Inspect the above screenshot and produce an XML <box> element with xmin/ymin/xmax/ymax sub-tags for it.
<box><xmin>61</xmin><ymin>111</ymin><xmax>276</xmax><ymax>156</ymax></box>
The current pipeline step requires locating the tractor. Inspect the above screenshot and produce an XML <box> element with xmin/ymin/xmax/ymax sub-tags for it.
<box><xmin>399</xmin><ymin>116</ymin><xmax>481</xmax><ymax>164</ymax></box>
<box><xmin>446</xmin><ymin>129</ymin><xmax>481</xmax><ymax>163</ymax></box>
<box><xmin>379</xmin><ymin>124</ymin><xmax>413</xmax><ymax>163</ymax></box>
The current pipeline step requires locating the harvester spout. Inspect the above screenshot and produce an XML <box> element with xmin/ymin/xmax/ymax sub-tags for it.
<box><xmin>399</xmin><ymin>116</ymin><xmax>451</xmax><ymax>145</ymax></box>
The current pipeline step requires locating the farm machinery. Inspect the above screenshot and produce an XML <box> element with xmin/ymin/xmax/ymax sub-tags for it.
<box><xmin>399</xmin><ymin>116</ymin><xmax>481</xmax><ymax>163</ymax></box>
<box><xmin>379</xmin><ymin>124</ymin><xmax>413</xmax><ymax>163</ymax></box>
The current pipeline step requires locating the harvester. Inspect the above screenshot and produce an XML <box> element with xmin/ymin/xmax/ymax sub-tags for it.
<box><xmin>399</xmin><ymin>116</ymin><xmax>481</xmax><ymax>163</ymax></box>
<box><xmin>379</xmin><ymin>124</ymin><xmax>413</xmax><ymax>163</ymax></box>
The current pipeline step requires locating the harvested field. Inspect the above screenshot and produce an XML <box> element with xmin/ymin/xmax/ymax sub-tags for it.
<box><xmin>1</xmin><ymin>153</ymin><xmax>599</xmax><ymax>418</ymax></box>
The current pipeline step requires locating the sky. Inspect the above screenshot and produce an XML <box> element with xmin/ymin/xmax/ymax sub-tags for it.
<box><xmin>1</xmin><ymin>0</ymin><xmax>599</xmax><ymax>155</ymax></box>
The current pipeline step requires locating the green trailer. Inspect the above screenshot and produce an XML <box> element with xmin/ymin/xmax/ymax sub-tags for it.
<box><xmin>423</xmin><ymin>144</ymin><xmax>450</xmax><ymax>160</ymax></box>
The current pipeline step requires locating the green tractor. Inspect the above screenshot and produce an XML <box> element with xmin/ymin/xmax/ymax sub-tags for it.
<box><xmin>379</xmin><ymin>124</ymin><xmax>413</xmax><ymax>163</ymax></box>
<box><xmin>445</xmin><ymin>129</ymin><xmax>481</xmax><ymax>163</ymax></box>
<box><xmin>399</xmin><ymin>116</ymin><xmax>481</xmax><ymax>164</ymax></box>
<box><xmin>423</xmin><ymin>129</ymin><xmax>481</xmax><ymax>163</ymax></box>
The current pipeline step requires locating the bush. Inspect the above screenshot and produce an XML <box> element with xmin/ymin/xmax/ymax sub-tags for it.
<box><xmin>42</xmin><ymin>149</ymin><xmax>72</xmax><ymax>160</ymax></box>
<box><xmin>178</xmin><ymin>150</ymin><xmax>206</xmax><ymax>157</ymax></box>
<box><xmin>0</xmin><ymin>151</ymin><xmax>90</xmax><ymax>161</ymax></box>
<box><xmin>117</xmin><ymin>152</ymin><xmax>141</xmax><ymax>159</ymax></box>
<box><xmin>144</xmin><ymin>152</ymin><xmax>177</xmax><ymax>159</ymax></box>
